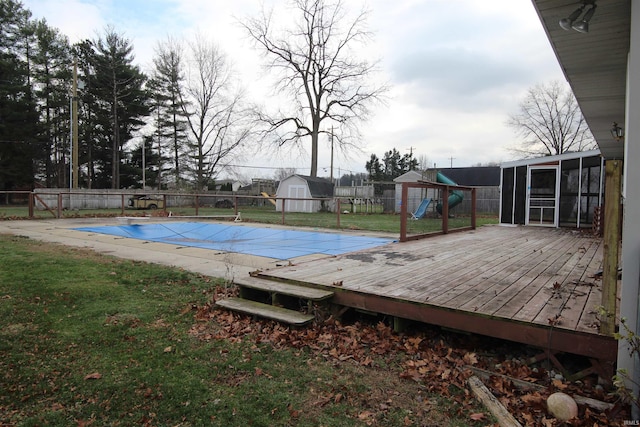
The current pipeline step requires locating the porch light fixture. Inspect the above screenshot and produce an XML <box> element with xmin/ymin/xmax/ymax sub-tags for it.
<box><xmin>611</xmin><ymin>122</ymin><xmax>624</xmax><ymax>142</ymax></box>
<box><xmin>559</xmin><ymin>1</ymin><xmax>597</xmax><ymax>33</ymax></box>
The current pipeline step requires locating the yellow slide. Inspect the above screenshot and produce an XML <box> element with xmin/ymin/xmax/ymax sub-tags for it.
<box><xmin>261</xmin><ymin>192</ymin><xmax>277</xmax><ymax>206</ymax></box>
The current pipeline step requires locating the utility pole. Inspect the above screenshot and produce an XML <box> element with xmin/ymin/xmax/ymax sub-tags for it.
<box><xmin>449</xmin><ymin>156</ymin><xmax>455</xmax><ymax>168</ymax></box>
<box><xmin>330</xmin><ymin>127</ymin><xmax>334</xmax><ymax>183</ymax></box>
<box><xmin>72</xmin><ymin>59</ymin><xmax>79</xmax><ymax>189</ymax></box>
<box><xmin>406</xmin><ymin>146</ymin><xmax>416</xmax><ymax>170</ymax></box>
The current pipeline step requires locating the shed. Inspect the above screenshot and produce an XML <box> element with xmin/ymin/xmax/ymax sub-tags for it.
<box><xmin>275</xmin><ymin>175</ymin><xmax>334</xmax><ymax>213</ymax></box>
<box><xmin>500</xmin><ymin>150</ymin><xmax>604</xmax><ymax>228</ymax></box>
<box><xmin>393</xmin><ymin>170</ymin><xmax>437</xmax><ymax>214</ymax></box>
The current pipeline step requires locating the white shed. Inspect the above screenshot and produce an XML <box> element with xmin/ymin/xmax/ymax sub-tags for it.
<box><xmin>275</xmin><ymin>175</ymin><xmax>334</xmax><ymax>213</ymax></box>
<box><xmin>393</xmin><ymin>170</ymin><xmax>437</xmax><ymax>214</ymax></box>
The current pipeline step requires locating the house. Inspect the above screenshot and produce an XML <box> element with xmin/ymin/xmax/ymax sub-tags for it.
<box><xmin>275</xmin><ymin>175</ymin><xmax>334</xmax><ymax>213</ymax></box>
<box><xmin>500</xmin><ymin>150</ymin><xmax>604</xmax><ymax>228</ymax></box>
<box><xmin>530</xmin><ymin>0</ymin><xmax>639</xmax><ymax>396</ymax></box>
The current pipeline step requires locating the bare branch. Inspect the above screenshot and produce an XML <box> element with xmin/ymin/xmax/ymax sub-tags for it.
<box><xmin>507</xmin><ymin>80</ymin><xmax>596</xmax><ymax>158</ymax></box>
<box><xmin>242</xmin><ymin>0</ymin><xmax>387</xmax><ymax>176</ymax></box>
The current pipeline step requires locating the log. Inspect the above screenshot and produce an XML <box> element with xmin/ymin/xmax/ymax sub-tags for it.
<box><xmin>467</xmin><ymin>375</ymin><xmax>523</xmax><ymax>427</ymax></box>
<box><xmin>464</xmin><ymin>366</ymin><xmax>614</xmax><ymax>412</ymax></box>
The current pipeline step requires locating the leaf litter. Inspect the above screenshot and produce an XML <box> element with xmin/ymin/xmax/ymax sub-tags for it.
<box><xmin>188</xmin><ymin>286</ymin><xmax>631</xmax><ymax>426</ymax></box>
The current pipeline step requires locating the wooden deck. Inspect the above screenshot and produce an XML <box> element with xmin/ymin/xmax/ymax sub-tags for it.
<box><xmin>253</xmin><ymin>225</ymin><xmax>618</xmax><ymax>364</ymax></box>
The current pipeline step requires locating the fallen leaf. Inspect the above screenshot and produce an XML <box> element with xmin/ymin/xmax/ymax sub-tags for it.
<box><xmin>463</xmin><ymin>352</ymin><xmax>478</xmax><ymax>365</ymax></box>
<box><xmin>163</xmin><ymin>346</ymin><xmax>172</xmax><ymax>353</ymax></box>
<box><xmin>287</xmin><ymin>404</ymin><xmax>300</xmax><ymax>418</ymax></box>
<box><xmin>470</xmin><ymin>412</ymin><xmax>485</xmax><ymax>421</ymax></box>
<box><xmin>84</xmin><ymin>372</ymin><xmax>102</xmax><ymax>380</ymax></box>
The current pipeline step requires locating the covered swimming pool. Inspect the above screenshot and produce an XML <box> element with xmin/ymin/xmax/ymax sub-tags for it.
<box><xmin>75</xmin><ymin>222</ymin><xmax>395</xmax><ymax>260</ymax></box>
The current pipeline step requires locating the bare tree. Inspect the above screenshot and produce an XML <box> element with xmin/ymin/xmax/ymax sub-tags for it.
<box><xmin>243</xmin><ymin>0</ymin><xmax>387</xmax><ymax>177</ymax></box>
<box><xmin>274</xmin><ymin>167</ymin><xmax>298</xmax><ymax>181</ymax></box>
<box><xmin>507</xmin><ymin>80</ymin><xmax>596</xmax><ymax>157</ymax></box>
<box><xmin>180</xmin><ymin>36</ymin><xmax>251</xmax><ymax>191</ymax></box>
<box><xmin>417</xmin><ymin>154</ymin><xmax>432</xmax><ymax>171</ymax></box>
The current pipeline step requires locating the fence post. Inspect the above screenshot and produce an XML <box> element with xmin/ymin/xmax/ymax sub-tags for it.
<box><xmin>29</xmin><ymin>193</ymin><xmax>34</xmax><ymax>218</ymax></box>
<box><xmin>121</xmin><ymin>194</ymin><xmax>125</xmax><ymax>215</ymax></box>
<box><xmin>234</xmin><ymin>195</ymin><xmax>238</xmax><ymax>218</ymax></box>
<box><xmin>281</xmin><ymin>198</ymin><xmax>286</xmax><ymax>225</ymax></box>
<box><xmin>336</xmin><ymin>198</ymin><xmax>341</xmax><ymax>229</ymax></box>
<box><xmin>195</xmin><ymin>195</ymin><xmax>199</xmax><ymax>216</ymax></box>
<box><xmin>57</xmin><ymin>193</ymin><xmax>62</xmax><ymax>218</ymax></box>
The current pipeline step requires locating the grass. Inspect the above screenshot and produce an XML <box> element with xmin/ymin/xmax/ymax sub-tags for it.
<box><xmin>0</xmin><ymin>234</ymin><xmax>486</xmax><ymax>426</ymax></box>
<box><xmin>0</xmin><ymin>204</ymin><xmax>499</xmax><ymax>235</ymax></box>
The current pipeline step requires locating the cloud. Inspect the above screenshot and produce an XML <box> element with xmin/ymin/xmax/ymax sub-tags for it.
<box><xmin>19</xmin><ymin>0</ymin><xmax>565</xmax><ymax>175</ymax></box>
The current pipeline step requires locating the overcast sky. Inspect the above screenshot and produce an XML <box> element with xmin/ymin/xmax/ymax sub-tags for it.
<box><xmin>21</xmin><ymin>0</ymin><xmax>565</xmax><ymax>180</ymax></box>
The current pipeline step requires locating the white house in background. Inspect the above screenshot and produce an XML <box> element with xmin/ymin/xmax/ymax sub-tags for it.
<box><xmin>275</xmin><ymin>175</ymin><xmax>334</xmax><ymax>213</ymax></box>
<box><xmin>531</xmin><ymin>0</ymin><xmax>639</xmax><ymax>404</ymax></box>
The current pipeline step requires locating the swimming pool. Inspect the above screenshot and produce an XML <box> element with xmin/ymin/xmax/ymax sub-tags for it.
<box><xmin>75</xmin><ymin>222</ymin><xmax>394</xmax><ymax>260</ymax></box>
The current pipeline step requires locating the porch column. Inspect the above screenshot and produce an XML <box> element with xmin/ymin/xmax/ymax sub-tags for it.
<box><xmin>600</xmin><ymin>160</ymin><xmax>621</xmax><ymax>336</ymax></box>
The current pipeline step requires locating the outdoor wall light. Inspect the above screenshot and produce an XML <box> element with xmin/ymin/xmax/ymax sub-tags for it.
<box><xmin>559</xmin><ymin>1</ymin><xmax>597</xmax><ymax>33</ymax></box>
<box><xmin>611</xmin><ymin>122</ymin><xmax>624</xmax><ymax>142</ymax></box>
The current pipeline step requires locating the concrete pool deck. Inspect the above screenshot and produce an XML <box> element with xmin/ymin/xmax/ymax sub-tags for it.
<box><xmin>0</xmin><ymin>218</ymin><xmax>397</xmax><ymax>281</ymax></box>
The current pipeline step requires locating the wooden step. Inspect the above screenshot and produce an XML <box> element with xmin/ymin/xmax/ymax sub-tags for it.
<box><xmin>216</xmin><ymin>297</ymin><xmax>315</xmax><ymax>326</ymax></box>
<box><xmin>235</xmin><ymin>276</ymin><xmax>334</xmax><ymax>301</ymax></box>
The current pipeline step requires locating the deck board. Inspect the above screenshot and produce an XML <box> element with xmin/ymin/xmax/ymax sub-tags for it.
<box><xmin>255</xmin><ymin>225</ymin><xmax>617</xmax><ymax>361</ymax></box>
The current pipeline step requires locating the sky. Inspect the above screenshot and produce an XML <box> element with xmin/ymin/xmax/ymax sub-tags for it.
<box><xmin>20</xmin><ymin>0</ymin><xmax>566</xmax><ymax>181</ymax></box>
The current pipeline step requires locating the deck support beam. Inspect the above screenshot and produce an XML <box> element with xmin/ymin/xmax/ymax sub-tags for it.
<box><xmin>331</xmin><ymin>291</ymin><xmax>618</xmax><ymax>363</ymax></box>
<box><xmin>601</xmin><ymin>159</ymin><xmax>622</xmax><ymax>336</ymax></box>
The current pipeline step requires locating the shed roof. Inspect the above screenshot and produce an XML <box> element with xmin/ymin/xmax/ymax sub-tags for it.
<box><xmin>288</xmin><ymin>175</ymin><xmax>335</xmax><ymax>197</ymax></box>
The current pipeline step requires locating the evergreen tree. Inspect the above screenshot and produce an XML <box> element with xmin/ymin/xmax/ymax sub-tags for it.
<box><xmin>31</xmin><ymin>19</ymin><xmax>72</xmax><ymax>187</ymax></box>
<box><xmin>90</xmin><ymin>27</ymin><xmax>150</xmax><ymax>189</ymax></box>
<box><xmin>0</xmin><ymin>0</ymin><xmax>39</xmax><ymax>191</ymax></box>
<box><xmin>149</xmin><ymin>37</ymin><xmax>188</xmax><ymax>189</ymax></box>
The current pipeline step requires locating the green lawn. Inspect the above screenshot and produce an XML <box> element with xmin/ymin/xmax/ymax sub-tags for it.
<box><xmin>0</xmin><ymin>203</ymin><xmax>498</xmax><ymax>235</ymax></box>
<box><xmin>0</xmin><ymin>234</ymin><xmax>488</xmax><ymax>426</ymax></box>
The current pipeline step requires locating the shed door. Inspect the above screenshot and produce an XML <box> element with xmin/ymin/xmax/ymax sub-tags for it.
<box><xmin>286</xmin><ymin>185</ymin><xmax>308</xmax><ymax>212</ymax></box>
<box><xmin>526</xmin><ymin>166</ymin><xmax>559</xmax><ymax>227</ymax></box>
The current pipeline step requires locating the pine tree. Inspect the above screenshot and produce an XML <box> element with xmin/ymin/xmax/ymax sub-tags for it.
<box><xmin>90</xmin><ymin>27</ymin><xmax>150</xmax><ymax>189</ymax></box>
<box><xmin>0</xmin><ymin>0</ymin><xmax>39</xmax><ymax>191</ymax></box>
<box><xmin>149</xmin><ymin>37</ymin><xmax>189</xmax><ymax>189</ymax></box>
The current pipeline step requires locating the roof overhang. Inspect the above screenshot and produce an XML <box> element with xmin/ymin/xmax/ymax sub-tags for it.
<box><xmin>531</xmin><ymin>0</ymin><xmax>630</xmax><ymax>160</ymax></box>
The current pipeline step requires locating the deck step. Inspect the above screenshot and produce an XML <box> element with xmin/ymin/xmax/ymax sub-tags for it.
<box><xmin>216</xmin><ymin>297</ymin><xmax>315</xmax><ymax>326</ymax></box>
<box><xmin>235</xmin><ymin>276</ymin><xmax>334</xmax><ymax>301</ymax></box>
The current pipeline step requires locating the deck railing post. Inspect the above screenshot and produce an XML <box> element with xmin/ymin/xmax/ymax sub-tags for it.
<box><xmin>400</xmin><ymin>183</ymin><xmax>408</xmax><ymax>242</ymax></box>
<box><xmin>471</xmin><ymin>188</ymin><xmax>477</xmax><ymax>229</ymax></box>
<box><xmin>442</xmin><ymin>185</ymin><xmax>449</xmax><ymax>234</ymax></box>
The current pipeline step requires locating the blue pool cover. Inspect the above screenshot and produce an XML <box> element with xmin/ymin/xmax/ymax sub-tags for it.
<box><xmin>75</xmin><ymin>222</ymin><xmax>394</xmax><ymax>260</ymax></box>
